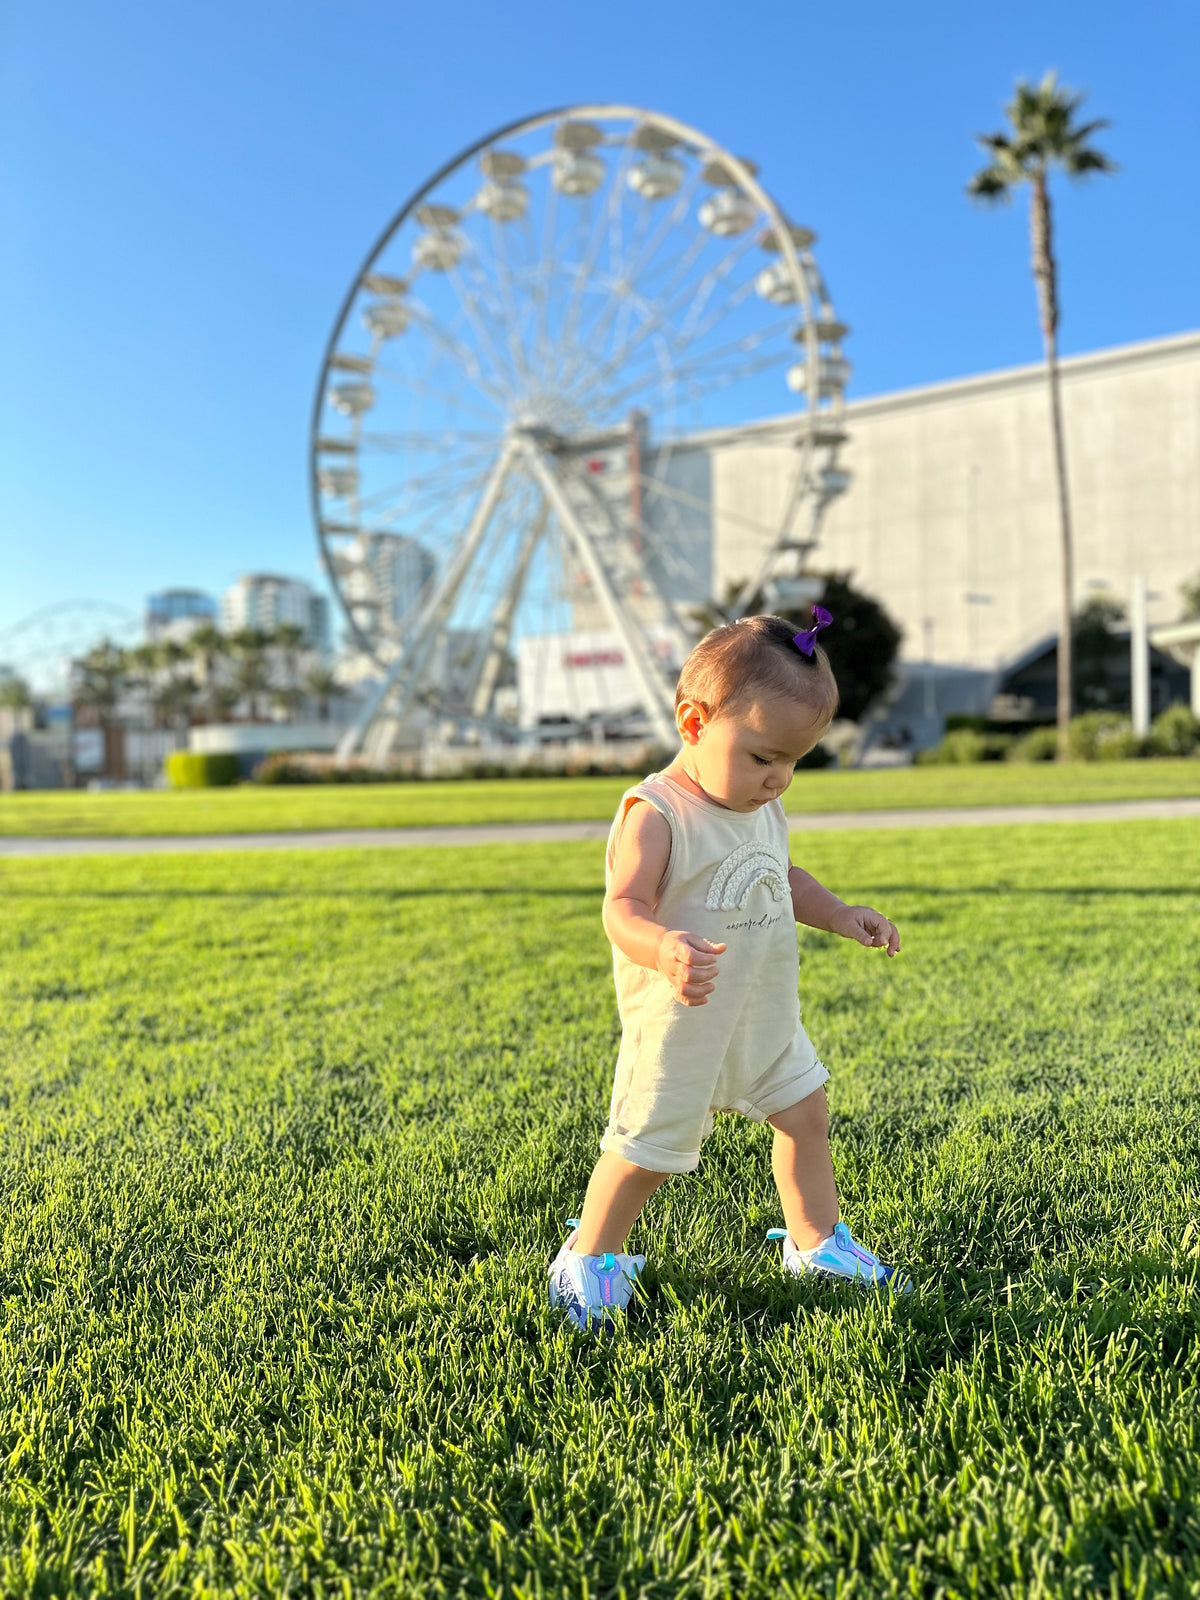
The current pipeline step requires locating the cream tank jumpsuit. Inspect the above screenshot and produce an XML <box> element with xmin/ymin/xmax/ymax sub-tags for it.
<box><xmin>601</xmin><ymin>770</ymin><xmax>828</xmax><ymax>1174</ymax></box>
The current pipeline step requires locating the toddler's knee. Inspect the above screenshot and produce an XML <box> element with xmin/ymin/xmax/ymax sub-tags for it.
<box><xmin>770</xmin><ymin>1086</ymin><xmax>828</xmax><ymax>1141</ymax></box>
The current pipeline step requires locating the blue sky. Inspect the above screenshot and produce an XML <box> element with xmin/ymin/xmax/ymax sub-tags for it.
<box><xmin>2</xmin><ymin>0</ymin><xmax>1197</xmax><ymax>651</ymax></box>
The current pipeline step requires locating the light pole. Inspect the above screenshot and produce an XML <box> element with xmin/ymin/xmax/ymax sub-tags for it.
<box><xmin>1130</xmin><ymin>574</ymin><xmax>1150</xmax><ymax>738</ymax></box>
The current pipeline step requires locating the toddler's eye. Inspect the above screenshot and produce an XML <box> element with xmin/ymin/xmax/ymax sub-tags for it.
<box><xmin>751</xmin><ymin>755</ymin><xmax>771</xmax><ymax>766</ymax></box>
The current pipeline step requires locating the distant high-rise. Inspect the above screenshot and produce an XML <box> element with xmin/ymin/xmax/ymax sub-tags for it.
<box><xmin>352</xmin><ymin>534</ymin><xmax>436</xmax><ymax>639</ymax></box>
<box><xmin>146</xmin><ymin>588</ymin><xmax>217</xmax><ymax>642</ymax></box>
<box><xmin>222</xmin><ymin>574</ymin><xmax>331</xmax><ymax>654</ymax></box>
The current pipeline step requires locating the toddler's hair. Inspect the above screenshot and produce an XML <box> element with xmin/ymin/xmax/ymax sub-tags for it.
<box><xmin>675</xmin><ymin>613</ymin><xmax>839</xmax><ymax>726</ymax></box>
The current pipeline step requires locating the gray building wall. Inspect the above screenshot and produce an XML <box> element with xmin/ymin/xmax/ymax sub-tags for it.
<box><xmin>641</xmin><ymin>441</ymin><xmax>713</xmax><ymax>608</ymax></box>
<box><xmin>709</xmin><ymin>330</ymin><xmax>1200</xmax><ymax>667</ymax></box>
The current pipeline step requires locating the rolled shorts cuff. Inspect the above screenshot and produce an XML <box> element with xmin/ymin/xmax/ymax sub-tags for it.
<box><xmin>739</xmin><ymin>1056</ymin><xmax>829</xmax><ymax>1123</ymax></box>
<box><xmin>600</xmin><ymin>1127</ymin><xmax>701</xmax><ymax>1175</ymax></box>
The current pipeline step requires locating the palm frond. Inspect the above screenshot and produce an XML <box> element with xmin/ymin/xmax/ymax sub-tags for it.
<box><xmin>966</xmin><ymin>166</ymin><xmax>1014</xmax><ymax>203</ymax></box>
<box><xmin>1068</xmin><ymin>117</ymin><xmax>1112</xmax><ymax>143</ymax></box>
<box><xmin>1067</xmin><ymin>147</ymin><xmax>1118</xmax><ymax>178</ymax></box>
<box><xmin>988</xmin><ymin>72</ymin><xmax>1115</xmax><ymax>182</ymax></box>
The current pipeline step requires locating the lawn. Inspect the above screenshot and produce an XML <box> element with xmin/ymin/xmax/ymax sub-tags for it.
<box><xmin>2</xmin><ymin>819</ymin><xmax>1199</xmax><ymax>1597</ymax></box>
<box><xmin>1</xmin><ymin>756</ymin><xmax>1199</xmax><ymax>836</ymax></box>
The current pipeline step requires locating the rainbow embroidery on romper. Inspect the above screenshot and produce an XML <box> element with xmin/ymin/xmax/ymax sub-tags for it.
<box><xmin>705</xmin><ymin>843</ymin><xmax>791</xmax><ymax>912</ymax></box>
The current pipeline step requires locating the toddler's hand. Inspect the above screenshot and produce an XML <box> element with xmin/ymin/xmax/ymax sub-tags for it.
<box><xmin>832</xmin><ymin>904</ymin><xmax>900</xmax><ymax>957</ymax></box>
<box><xmin>657</xmin><ymin>930</ymin><xmax>727</xmax><ymax>1005</ymax></box>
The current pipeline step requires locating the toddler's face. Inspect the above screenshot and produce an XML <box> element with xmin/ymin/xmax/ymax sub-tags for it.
<box><xmin>683</xmin><ymin>693</ymin><xmax>828</xmax><ymax>812</ymax></box>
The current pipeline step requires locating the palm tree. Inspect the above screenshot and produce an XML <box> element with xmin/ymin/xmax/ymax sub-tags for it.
<box><xmin>189</xmin><ymin>622</ymin><xmax>223</xmax><ymax>688</ymax></box>
<box><xmin>968</xmin><ymin>72</ymin><xmax>1115</xmax><ymax>756</ymax></box>
<box><xmin>189</xmin><ymin>624</ymin><xmax>237</xmax><ymax>724</ymax></box>
<box><xmin>0</xmin><ymin>670</ymin><xmax>34</xmax><ymax>712</ymax></box>
<box><xmin>270</xmin><ymin>622</ymin><xmax>307</xmax><ymax>724</ymax></box>
<box><xmin>72</xmin><ymin>639</ymin><xmax>130</xmax><ymax>726</ymax></box>
<box><xmin>229</xmin><ymin>629</ymin><xmax>272</xmax><ymax>722</ymax></box>
<box><xmin>303</xmin><ymin>665</ymin><xmax>341</xmax><ymax>723</ymax></box>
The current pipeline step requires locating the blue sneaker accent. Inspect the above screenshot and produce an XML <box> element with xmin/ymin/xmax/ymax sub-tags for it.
<box><xmin>548</xmin><ymin>1228</ymin><xmax>645</xmax><ymax>1334</ymax></box>
<box><xmin>768</xmin><ymin>1222</ymin><xmax>913</xmax><ymax>1294</ymax></box>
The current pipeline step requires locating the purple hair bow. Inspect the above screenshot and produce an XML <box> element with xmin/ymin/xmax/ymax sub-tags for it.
<box><xmin>792</xmin><ymin>604</ymin><xmax>833</xmax><ymax>657</ymax></box>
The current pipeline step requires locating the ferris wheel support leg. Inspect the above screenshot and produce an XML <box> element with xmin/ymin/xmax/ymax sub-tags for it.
<box><xmin>466</xmin><ymin>503</ymin><xmax>547</xmax><ymax>721</ymax></box>
<box><xmin>571</xmin><ymin>462</ymin><xmax>693</xmax><ymax>667</ymax></box>
<box><xmin>519</xmin><ymin>437</ymin><xmax>679</xmax><ymax>750</ymax></box>
<box><xmin>336</xmin><ymin>439</ymin><xmax>519</xmax><ymax>764</ymax></box>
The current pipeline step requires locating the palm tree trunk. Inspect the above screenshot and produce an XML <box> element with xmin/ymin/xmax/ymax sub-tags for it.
<box><xmin>1031</xmin><ymin>173</ymin><xmax>1074</xmax><ymax>757</ymax></box>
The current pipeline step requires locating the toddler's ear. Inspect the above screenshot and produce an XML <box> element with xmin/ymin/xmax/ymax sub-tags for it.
<box><xmin>676</xmin><ymin>697</ymin><xmax>708</xmax><ymax>745</ymax></box>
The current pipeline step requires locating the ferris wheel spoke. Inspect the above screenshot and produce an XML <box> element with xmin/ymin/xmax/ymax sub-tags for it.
<box><xmin>376</xmin><ymin>459</ymin><xmax>519</xmax><ymax>551</ymax></box>
<box><xmin>391</xmin><ymin>312</ymin><xmax>511</xmax><ymax>415</ymax></box>
<box><xmin>354</xmin><ymin>457</ymin><xmax>501</xmax><ymax>538</ymax></box>
<box><xmin>368</xmin><ymin>358</ymin><xmax>505</xmax><ymax>426</ymax></box>
<box><xmin>590</xmin><ymin>313</ymin><xmax>797</xmax><ymax>418</ymax></box>
<box><xmin>560</xmin><ymin>166</ymin><xmax>706</xmax><ymax>388</ymax></box>
<box><xmin>531</xmin><ymin>157</ymin><xmax>563</xmax><ymax>380</ymax></box>
<box><xmin>484</xmin><ymin>215</ymin><xmax>541</xmax><ymax>399</ymax></box>
<box><xmin>601</xmin><ymin>139</ymin><xmax>640</xmax><ymax>295</ymax></box>
<box><xmin>636</xmin><ymin>470</ymin><xmax>781</xmax><ymax>545</ymax></box>
<box><xmin>354</xmin><ymin>436</ymin><xmax>498</xmax><ymax>499</ymax></box>
<box><xmin>358</xmin><ymin>428</ymin><xmax>496</xmax><ymax>453</ymax></box>
<box><xmin>446</xmin><ymin>257</ymin><xmax>527</xmax><ymax>402</ymax></box>
<box><xmin>460</xmin><ymin>239</ymin><xmax>535</xmax><ymax>381</ymax></box>
<box><xmin>554</xmin><ymin>141</ymin><xmax>638</xmax><ymax>385</ymax></box>
<box><xmin>351</xmin><ymin>452</ymin><xmax>497</xmax><ymax>522</ymax></box>
<box><xmin>675</xmin><ymin>262</ymin><xmax>762</xmax><ymax>349</ymax></box>
<box><xmin>564</xmin><ymin>230</ymin><xmax>764</xmax><ymax>414</ymax></box>
<box><xmin>399</xmin><ymin>302</ymin><xmax>514</xmax><ymax>410</ymax></box>
<box><xmin>633</xmin><ymin>225</ymin><xmax>763</xmax><ymax>351</ymax></box>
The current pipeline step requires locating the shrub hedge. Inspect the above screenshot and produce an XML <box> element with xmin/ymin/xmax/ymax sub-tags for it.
<box><xmin>164</xmin><ymin>752</ymin><xmax>240</xmax><ymax>788</ymax></box>
<box><xmin>1150</xmin><ymin>702</ymin><xmax>1200</xmax><ymax>757</ymax></box>
<box><xmin>250</xmin><ymin>752</ymin><xmax>667</xmax><ymax>785</ymax></box>
<box><xmin>920</xmin><ymin>704</ymin><xmax>1200</xmax><ymax>765</ymax></box>
<box><xmin>1008</xmin><ymin>726</ymin><xmax>1060</xmax><ymax>763</ymax></box>
<box><xmin>916</xmin><ymin>728</ymin><xmax>1014</xmax><ymax>765</ymax></box>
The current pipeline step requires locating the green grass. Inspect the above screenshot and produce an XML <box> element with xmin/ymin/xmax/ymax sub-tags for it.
<box><xmin>2</xmin><ymin>819</ymin><xmax>1199</xmax><ymax>1596</ymax></box>
<box><xmin>2</xmin><ymin>756</ymin><xmax>1198</xmax><ymax>836</ymax></box>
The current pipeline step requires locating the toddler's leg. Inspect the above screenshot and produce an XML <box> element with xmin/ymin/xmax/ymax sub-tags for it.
<box><xmin>767</xmin><ymin>1087</ymin><xmax>839</xmax><ymax>1250</ymax></box>
<box><xmin>766</xmin><ymin>1086</ymin><xmax>912</xmax><ymax>1292</ymax></box>
<box><xmin>575</xmin><ymin>1150</ymin><xmax>669</xmax><ymax>1254</ymax></box>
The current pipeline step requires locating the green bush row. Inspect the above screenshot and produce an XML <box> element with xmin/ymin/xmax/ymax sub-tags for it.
<box><xmin>918</xmin><ymin>704</ymin><xmax>1199</xmax><ymax>765</ymax></box>
<box><xmin>164</xmin><ymin>752</ymin><xmax>240</xmax><ymax>788</ymax></box>
<box><xmin>251</xmin><ymin>753</ymin><xmax>666</xmax><ymax>785</ymax></box>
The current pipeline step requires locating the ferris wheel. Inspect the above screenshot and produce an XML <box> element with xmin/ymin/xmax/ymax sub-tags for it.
<box><xmin>310</xmin><ymin>105</ymin><xmax>851</xmax><ymax>761</ymax></box>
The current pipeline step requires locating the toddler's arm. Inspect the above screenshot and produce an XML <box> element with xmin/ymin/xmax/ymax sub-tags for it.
<box><xmin>604</xmin><ymin>801</ymin><xmax>726</xmax><ymax>1005</ymax></box>
<box><xmin>787</xmin><ymin>863</ymin><xmax>901</xmax><ymax>958</ymax></box>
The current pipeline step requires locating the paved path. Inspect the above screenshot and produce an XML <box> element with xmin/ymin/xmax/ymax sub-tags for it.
<box><xmin>1</xmin><ymin>795</ymin><xmax>1198</xmax><ymax>857</ymax></box>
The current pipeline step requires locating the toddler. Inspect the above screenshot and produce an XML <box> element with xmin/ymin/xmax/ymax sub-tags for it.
<box><xmin>548</xmin><ymin>610</ymin><xmax>911</xmax><ymax>1333</ymax></box>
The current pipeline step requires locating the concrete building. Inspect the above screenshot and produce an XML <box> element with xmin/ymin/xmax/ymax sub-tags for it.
<box><xmin>145</xmin><ymin>588</ymin><xmax>217</xmax><ymax>642</ymax></box>
<box><xmin>516</xmin><ymin>330</ymin><xmax>1199</xmax><ymax>733</ymax></box>
<box><xmin>343</xmin><ymin>533</ymin><xmax>436</xmax><ymax>641</ymax></box>
<box><xmin>222</xmin><ymin>574</ymin><xmax>331</xmax><ymax>654</ymax></box>
<box><xmin>706</xmin><ymin>329</ymin><xmax>1200</xmax><ymax>670</ymax></box>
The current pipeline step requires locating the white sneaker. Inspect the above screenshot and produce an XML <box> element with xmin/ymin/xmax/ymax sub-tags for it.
<box><xmin>548</xmin><ymin>1220</ymin><xmax>645</xmax><ymax>1334</ymax></box>
<box><xmin>768</xmin><ymin>1222</ymin><xmax>913</xmax><ymax>1294</ymax></box>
